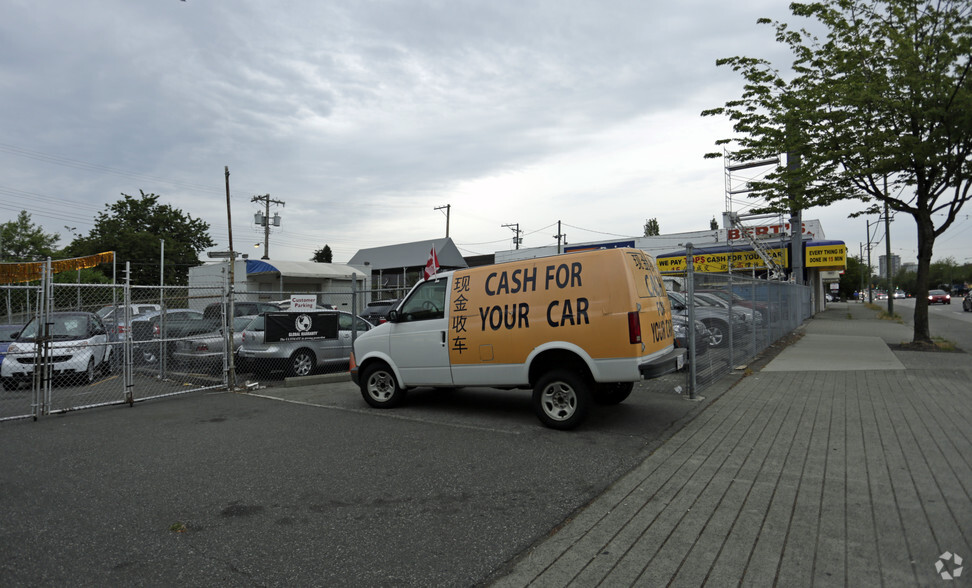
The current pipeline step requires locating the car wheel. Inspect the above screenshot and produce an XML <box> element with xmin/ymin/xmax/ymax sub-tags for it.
<box><xmin>702</xmin><ymin>320</ymin><xmax>727</xmax><ymax>347</ymax></box>
<box><xmin>288</xmin><ymin>349</ymin><xmax>315</xmax><ymax>378</ymax></box>
<box><xmin>102</xmin><ymin>349</ymin><xmax>112</xmax><ymax>376</ymax></box>
<box><xmin>593</xmin><ymin>381</ymin><xmax>634</xmax><ymax>405</ymax></box>
<box><xmin>533</xmin><ymin>369</ymin><xmax>592</xmax><ymax>430</ymax></box>
<box><xmin>85</xmin><ymin>358</ymin><xmax>96</xmax><ymax>384</ymax></box>
<box><xmin>360</xmin><ymin>362</ymin><xmax>406</xmax><ymax>408</ymax></box>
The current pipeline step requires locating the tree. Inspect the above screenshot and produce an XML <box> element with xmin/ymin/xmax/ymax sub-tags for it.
<box><xmin>311</xmin><ymin>245</ymin><xmax>333</xmax><ymax>263</ymax></box>
<box><xmin>702</xmin><ymin>0</ymin><xmax>972</xmax><ymax>345</ymax></box>
<box><xmin>710</xmin><ymin>217</ymin><xmax>719</xmax><ymax>230</ymax></box>
<box><xmin>643</xmin><ymin>218</ymin><xmax>660</xmax><ymax>237</ymax></box>
<box><xmin>0</xmin><ymin>210</ymin><xmax>60</xmax><ymax>261</ymax></box>
<box><xmin>67</xmin><ymin>191</ymin><xmax>215</xmax><ymax>285</ymax></box>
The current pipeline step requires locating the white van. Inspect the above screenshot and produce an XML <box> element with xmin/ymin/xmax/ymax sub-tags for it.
<box><xmin>350</xmin><ymin>248</ymin><xmax>684</xmax><ymax>429</ymax></box>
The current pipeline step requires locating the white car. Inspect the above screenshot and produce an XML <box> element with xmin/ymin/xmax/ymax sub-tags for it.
<box><xmin>0</xmin><ymin>312</ymin><xmax>113</xmax><ymax>389</ymax></box>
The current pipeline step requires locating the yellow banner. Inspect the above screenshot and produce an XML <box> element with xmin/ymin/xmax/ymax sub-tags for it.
<box><xmin>805</xmin><ymin>243</ymin><xmax>846</xmax><ymax>269</ymax></box>
<box><xmin>0</xmin><ymin>252</ymin><xmax>114</xmax><ymax>284</ymax></box>
<box><xmin>657</xmin><ymin>248</ymin><xmax>789</xmax><ymax>273</ymax></box>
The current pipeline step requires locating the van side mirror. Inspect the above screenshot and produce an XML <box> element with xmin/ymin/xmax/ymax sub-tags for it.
<box><xmin>387</xmin><ymin>309</ymin><xmax>400</xmax><ymax>323</ymax></box>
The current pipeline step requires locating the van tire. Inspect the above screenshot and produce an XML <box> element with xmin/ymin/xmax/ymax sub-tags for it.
<box><xmin>593</xmin><ymin>382</ymin><xmax>634</xmax><ymax>405</ymax></box>
<box><xmin>288</xmin><ymin>349</ymin><xmax>316</xmax><ymax>378</ymax></box>
<box><xmin>360</xmin><ymin>363</ymin><xmax>406</xmax><ymax>408</ymax></box>
<box><xmin>533</xmin><ymin>369</ymin><xmax>591</xmax><ymax>430</ymax></box>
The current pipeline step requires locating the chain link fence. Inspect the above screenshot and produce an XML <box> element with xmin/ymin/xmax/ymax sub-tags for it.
<box><xmin>0</xmin><ymin>263</ymin><xmax>372</xmax><ymax>421</ymax></box>
<box><xmin>2</xmin><ymin>255</ymin><xmax>812</xmax><ymax>421</ymax></box>
<box><xmin>660</xmin><ymin>258</ymin><xmax>812</xmax><ymax>398</ymax></box>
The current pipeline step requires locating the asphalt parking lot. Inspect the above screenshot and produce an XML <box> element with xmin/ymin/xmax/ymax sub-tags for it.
<box><xmin>0</xmin><ymin>374</ymin><xmax>727</xmax><ymax>586</ymax></box>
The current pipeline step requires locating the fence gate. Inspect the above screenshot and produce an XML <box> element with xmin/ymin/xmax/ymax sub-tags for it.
<box><xmin>1</xmin><ymin>262</ymin><xmax>226</xmax><ymax>422</ymax></box>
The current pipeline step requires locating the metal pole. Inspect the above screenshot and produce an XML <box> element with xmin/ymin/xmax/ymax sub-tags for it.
<box><xmin>884</xmin><ymin>177</ymin><xmax>893</xmax><ymax>316</ymax></box>
<box><xmin>686</xmin><ymin>243</ymin><xmax>697</xmax><ymax>400</ymax></box>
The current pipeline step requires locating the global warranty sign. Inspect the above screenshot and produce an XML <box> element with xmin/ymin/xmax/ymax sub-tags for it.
<box><xmin>264</xmin><ymin>312</ymin><xmax>338</xmax><ymax>343</ymax></box>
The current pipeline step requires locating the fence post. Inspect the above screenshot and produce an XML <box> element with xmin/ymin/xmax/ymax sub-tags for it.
<box><xmin>685</xmin><ymin>243</ymin><xmax>698</xmax><ymax>400</ymax></box>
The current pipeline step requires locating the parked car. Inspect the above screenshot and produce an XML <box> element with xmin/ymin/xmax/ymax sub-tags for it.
<box><xmin>172</xmin><ymin>315</ymin><xmax>257</xmax><ymax>371</ymax></box>
<box><xmin>696</xmin><ymin>288</ymin><xmax>777</xmax><ymax>323</ymax></box>
<box><xmin>694</xmin><ymin>292</ymin><xmax>764</xmax><ymax>327</ymax></box>
<box><xmin>131</xmin><ymin>309</ymin><xmax>204</xmax><ymax>364</ymax></box>
<box><xmin>360</xmin><ymin>298</ymin><xmax>401</xmax><ymax>325</ymax></box>
<box><xmin>667</xmin><ymin>291</ymin><xmax>747</xmax><ymax>348</ymax></box>
<box><xmin>1</xmin><ymin>312</ymin><xmax>112</xmax><ymax>389</ymax></box>
<box><xmin>671</xmin><ymin>314</ymin><xmax>710</xmax><ymax>360</ymax></box>
<box><xmin>239</xmin><ymin>310</ymin><xmax>373</xmax><ymax>377</ymax></box>
<box><xmin>928</xmin><ymin>289</ymin><xmax>951</xmax><ymax>305</ymax></box>
<box><xmin>0</xmin><ymin>324</ymin><xmax>24</xmax><ymax>369</ymax></box>
<box><xmin>964</xmin><ymin>293</ymin><xmax>972</xmax><ymax>312</ymax></box>
<box><xmin>96</xmin><ymin>304</ymin><xmax>163</xmax><ymax>340</ymax></box>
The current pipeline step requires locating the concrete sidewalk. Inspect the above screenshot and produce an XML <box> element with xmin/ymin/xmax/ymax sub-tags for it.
<box><xmin>489</xmin><ymin>302</ymin><xmax>972</xmax><ymax>586</ymax></box>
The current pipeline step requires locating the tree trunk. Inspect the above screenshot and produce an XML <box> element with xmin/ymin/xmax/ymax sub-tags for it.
<box><xmin>911</xmin><ymin>212</ymin><xmax>936</xmax><ymax>344</ymax></box>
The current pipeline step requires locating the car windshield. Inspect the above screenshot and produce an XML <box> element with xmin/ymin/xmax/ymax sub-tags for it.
<box><xmin>18</xmin><ymin>315</ymin><xmax>90</xmax><ymax>340</ymax></box>
<box><xmin>930</xmin><ymin>290</ymin><xmax>947</xmax><ymax>295</ymax></box>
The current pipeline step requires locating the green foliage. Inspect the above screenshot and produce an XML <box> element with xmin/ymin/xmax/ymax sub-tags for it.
<box><xmin>702</xmin><ymin>0</ymin><xmax>972</xmax><ymax>343</ymax></box>
<box><xmin>311</xmin><ymin>245</ymin><xmax>333</xmax><ymax>263</ymax></box>
<box><xmin>0</xmin><ymin>210</ymin><xmax>60</xmax><ymax>261</ymax></box>
<box><xmin>710</xmin><ymin>217</ymin><xmax>719</xmax><ymax>230</ymax></box>
<box><xmin>67</xmin><ymin>191</ymin><xmax>215</xmax><ymax>285</ymax></box>
<box><xmin>643</xmin><ymin>218</ymin><xmax>660</xmax><ymax>237</ymax></box>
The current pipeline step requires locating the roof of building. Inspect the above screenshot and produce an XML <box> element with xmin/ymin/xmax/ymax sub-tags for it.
<box><xmin>245</xmin><ymin>259</ymin><xmax>366</xmax><ymax>279</ymax></box>
<box><xmin>347</xmin><ymin>238</ymin><xmax>468</xmax><ymax>271</ymax></box>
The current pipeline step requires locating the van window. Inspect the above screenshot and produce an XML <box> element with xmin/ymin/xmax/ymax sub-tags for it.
<box><xmin>398</xmin><ymin>279</ymin><xmax>447</xmax><ymax>322</ymax></box>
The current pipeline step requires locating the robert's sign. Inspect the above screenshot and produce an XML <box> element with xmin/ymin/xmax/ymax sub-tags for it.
<box><xmin>265</xmin><ymin>312</ymin><xmax>338</xmax><ymax>343</ymax></box>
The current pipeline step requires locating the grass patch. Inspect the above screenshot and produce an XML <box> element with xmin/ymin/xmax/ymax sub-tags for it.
<box><xmin>876</xmin><ymin>310</ymin><xmax>903</xmax><ymax>322</ymax></box>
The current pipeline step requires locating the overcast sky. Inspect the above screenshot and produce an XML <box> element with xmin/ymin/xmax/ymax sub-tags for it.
<box><xmin>2</xmin><ymin>1</ymin><xmax>968</xmax><ymax>267</ymax></box>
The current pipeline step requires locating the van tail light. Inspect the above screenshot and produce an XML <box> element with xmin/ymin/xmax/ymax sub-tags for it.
<box><xmin>628</xmin><ymin>312</ymin><xmax>642</xmax><ymax>344</ymax></box>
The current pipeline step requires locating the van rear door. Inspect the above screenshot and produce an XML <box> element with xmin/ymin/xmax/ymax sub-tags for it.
<box><xmin>388</xmin><ymin>277</ymin><xmax>453</xmax><ymax>386</ymax></box>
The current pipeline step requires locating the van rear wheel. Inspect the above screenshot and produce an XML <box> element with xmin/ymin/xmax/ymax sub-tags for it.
<box><xmin>533</xmin><ymin>369</ymin><xmax>591</xmax><ymax>430</ymax></box>
<box><xmin>361</xmin><ymin>363</ymin><xmax>406</xmax><ymax>408</ymax></box>
<box><xmin>593</xmin><ymin>382</ymin><xmax>634</xmax><ymax>405</ymax></box>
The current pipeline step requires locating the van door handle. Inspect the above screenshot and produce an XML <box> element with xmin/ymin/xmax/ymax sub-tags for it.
<box><xmin>441</xmin><ymin>331</ymin><xmax>446</xmax><ymax>346</ymax></box>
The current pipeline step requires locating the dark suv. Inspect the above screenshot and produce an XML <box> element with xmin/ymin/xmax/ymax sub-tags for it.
<box><xmin>360</xmin><ymin>298</ymin><xmax>401</xmax><ymax>325</ymax></box>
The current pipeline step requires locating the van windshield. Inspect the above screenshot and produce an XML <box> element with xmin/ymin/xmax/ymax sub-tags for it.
<box><xmin>398</xmin><ymin>279</ymin><xmax>447</xmax><ymax>321</ymax></box>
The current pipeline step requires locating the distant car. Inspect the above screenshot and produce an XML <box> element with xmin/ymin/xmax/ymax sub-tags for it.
<box><xmin>671</xmin><ymin>314</ymin><xmax>710</xmax><ymax>360</ymax></box>
<box><xmin>96</xmin><ymin>304</ymin><xmax>163</xmax><ymax>340</ymax></box>
<box><xmin>964</xmin><ymin>293</ymin><xmax>972</xmax><ymax>312</ymax></box>
<box><xmin>667</xmin><ymin>291</ymin><xmax>747</xmax><ymax>348</ymax></box>
<box><xmin>928</xmin><ymin>289</ymin><xmax>951</xmax><ymax>304</ymax></box>
<box><xmin>360</xmin><ymin>298</ymin><xmax>401</xmax><ymax>325</ymax></box>
<box><xmin>238</xmin><ymin>310</ymin><xmax>373</xmax><ymax>377</ymax></box>
<box><xmin>132</xmin><ymin>309</ymin><xmax>205</xmax><ymax>364</ymax></box>
<box><xmin>172</xmin><ymin>315</ymin><xmax>257</xmax><ymax>371</ymax></box>
<box><xmin>1</xmin><ymin>312</ymin><xmax>112</xmax><ymax>389</ymax></box>
<box><xmin>893</xmin><ymin>290</ymin><xmax>906</xmax><ymax>299</ymax></box>
<box><xmin>0</xmin><ymin>324</ymin><xmax>24</xmax><ymax>369</ymax></box>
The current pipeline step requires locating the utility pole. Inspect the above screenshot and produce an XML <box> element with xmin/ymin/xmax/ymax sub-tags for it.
<box><xmin>884</xmin><ymin>176</ymin><xmax>894</xmax><ymax>316</ymax></box>
<box><xmin>502</xmin><ymin>223</ymin><xmax>522</xmax><ymax>249</ymax></box>
<box><xmin>865</xmin><ymin>218</ymin><xmax>880</xmax><ymax>303</ymax></box>
<box><xmin>224</xmin><ymin>166</ymin><xmax>237</xmax><ymax>392</ymax></box>
<box><xmin>553</xmin><ymin>221</ymin><xmax>566</xmax><ymax>254</ymax></box>
<box><xmin>252</xmin><ymin>194</ymin><xmax>285</xmax><ymax>260</ymax></box>
<box><xmin>435</xmin><ymin>204</ymin><xmax>451</xmax><ymax>238</ymax></box>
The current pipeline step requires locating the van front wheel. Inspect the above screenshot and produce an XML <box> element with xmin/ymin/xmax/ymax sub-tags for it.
<box><xmin>361</xmin><ymin>363</ymin><xmax>406</xmax><ymax>408</ymax></box>
<box><xmin>533</xmin><ymin>370</ymin><xmax>591</xmax><ymax>430</ymax></box>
